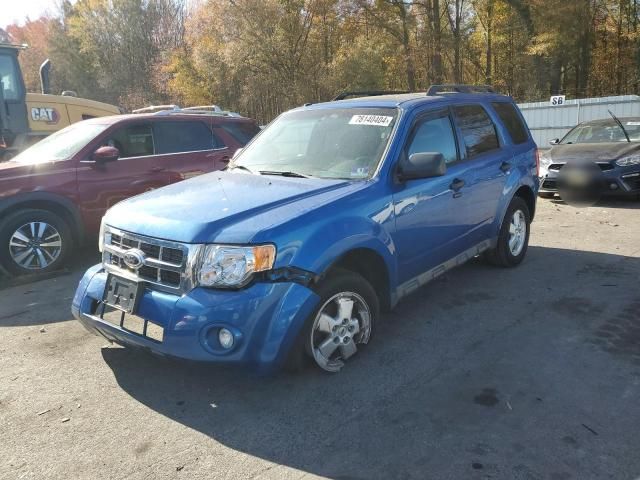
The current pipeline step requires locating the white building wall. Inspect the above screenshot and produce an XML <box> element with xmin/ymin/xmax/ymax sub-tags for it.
<box><xmin>517</xmin><ymin>95</ymin><xmax>640</xmax><ymax>147</ymax></box>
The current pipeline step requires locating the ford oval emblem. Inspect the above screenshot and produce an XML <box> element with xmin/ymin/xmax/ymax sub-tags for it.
<box><xmin>123</xmin><ymin>248</ymin><xmax>145</xmax><ymax>270</ymax></box>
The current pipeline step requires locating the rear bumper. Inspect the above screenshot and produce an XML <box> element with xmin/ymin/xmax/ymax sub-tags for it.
<box><xmin>72</xmin><ymin>264</ymin><xmax>320</xmax><ymax>372</ymax></box>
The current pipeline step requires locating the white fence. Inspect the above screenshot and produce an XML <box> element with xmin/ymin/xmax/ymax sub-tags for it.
<box><xmin>517</xmin><ymin>95</ymin><xmax>640</xmax><ymax>147</ymax></box>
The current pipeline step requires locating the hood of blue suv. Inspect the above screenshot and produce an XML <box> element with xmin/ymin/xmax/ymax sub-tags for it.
<box><xmin>104</xmin><ymin>171</ymin><xmax>358</xmax><ymax>244</ymax></box>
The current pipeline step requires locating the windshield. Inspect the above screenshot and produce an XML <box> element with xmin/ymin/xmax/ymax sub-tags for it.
<box><xmin>232</xmin><ymin>107</ymin><xmax>398</xmax><ymax>179</ymax></box>
<box><xmin>12</xmin><ymin>123</ymin><xmax>110</xmax><ymax>164</ymax></box>
<box><xmin>561</xmin><ymin>119</ymin><xmax>640</xmax><ymax>144</ymax></box>
<box><xmin>0</xmin><ymin>54</ymin><xmax>21</xmax><ymax>101</ymax></box>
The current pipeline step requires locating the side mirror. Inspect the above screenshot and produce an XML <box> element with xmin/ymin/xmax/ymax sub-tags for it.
<box><xmin>549</xmin><ymin>138</ymin><xmax>560</xmax><ymax>145</ymax></box>
<box><xmin>399</xmin><ymin>152</ymin><xmax>446</xmax><ymax>181</ymax></box>
<box><xmin>92</xmin><ymin>146</ymin><xmax>119</xmax><ymax>163</ymax></box>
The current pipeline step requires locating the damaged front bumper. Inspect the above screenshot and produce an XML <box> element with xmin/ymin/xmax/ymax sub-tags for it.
<box><xmin>72</xmin><ymin>264</ymin><xmax>320</xmax><ymax>372</ymax></box>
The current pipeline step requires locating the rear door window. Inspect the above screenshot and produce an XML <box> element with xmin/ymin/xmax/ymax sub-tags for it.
<box><xmin>453</xmin><ymin>105</ymin><xmax>500</xmax><ymax>158</ymax></box>
<box><xmin>491</xmin><ymin>102</ymin><xmax>529</xmax><ymax>144</ymax></box>
<box><xmin>219</xmin><ymin>122</ymin><xmax>261</xmax><ymax>145</ymax></box>
<box><xmin>153</xmin><ymin>121</ymin><xmax>223</xmax><ymax>154</ymax></box>
<box><xmin>105</xmin><ymin>124</ymin><xmax>154</xmax><ymax>158</ymax></box>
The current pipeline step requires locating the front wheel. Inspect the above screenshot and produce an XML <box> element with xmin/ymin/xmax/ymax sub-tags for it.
<box><xmin>0</xmin><ymin>209</ymin><xmax>73</xmax><ymax>276</ymax></box>
<box><xmin>484</xmin><ymin>197</ymin><xmax>531</xmax><ymax>267</ymax></box>
<box><xmin>290</xmin><ymin>269</ymin><xmax>379</xmax><ymax>373</ymax></box>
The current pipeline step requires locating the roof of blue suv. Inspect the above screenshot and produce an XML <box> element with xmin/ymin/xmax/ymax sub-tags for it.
<box><xmin>304</xmin><ymin>91</ymin><xmax>513</xmax><ymax>111</ymax></box>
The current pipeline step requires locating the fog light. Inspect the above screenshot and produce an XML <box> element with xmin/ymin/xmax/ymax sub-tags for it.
<box><xmin>609</xmin><ymin>183</ymin><xmax>618</xmax><ymax>190</ymax></box>
<box><xmin>218</xmin><ymin>328</ymin><xmax>234</xmax><ymax>349</ymax></box>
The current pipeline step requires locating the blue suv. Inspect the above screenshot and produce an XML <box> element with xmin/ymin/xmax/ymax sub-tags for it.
<box><xmin>72</xmin><ymin>86</ymin><xmax>539</xmax><ymax>373</ymax></box>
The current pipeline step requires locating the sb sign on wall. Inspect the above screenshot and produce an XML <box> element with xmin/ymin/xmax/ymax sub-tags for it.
<box><xmin>31</xmin><ymin>107</ymin><xmax>60</xmax><ymax>124</ymax></box>
<box><xmin>550</xmin><ymin>95</ymin><xmax>566</xmax><ymax>106</ymax></box>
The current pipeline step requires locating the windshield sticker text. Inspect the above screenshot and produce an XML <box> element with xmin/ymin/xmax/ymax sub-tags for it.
<box><xmin>349</xmin><ymin>115</ymin><xmax>393</xmax><ymax>127</ymax></box>
<box><xmin>350</xmin><ymin>166</ymin><xmax>370</xmax><ymax>177</ymax></box>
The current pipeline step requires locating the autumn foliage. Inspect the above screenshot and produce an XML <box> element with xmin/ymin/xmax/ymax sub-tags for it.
<box><xmin>4</xmin><ymin>0</ymin><xmax>640</xmax><ymax>123</ymax></box>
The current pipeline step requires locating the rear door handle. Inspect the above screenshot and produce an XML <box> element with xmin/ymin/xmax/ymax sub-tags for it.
<box><xmin>450</xmin><ymin>178</ymin><xmax>465</xmax><ymax>191</ymax></box>
<box><xmin>220</xmin><ymin>156</ymin><xmax>230</xmax><ymax>163</ymax></box>
<box><xmin>500</xmin><ymin>161</ymin><xmax>511</xmax><ymax>173</ymax></box>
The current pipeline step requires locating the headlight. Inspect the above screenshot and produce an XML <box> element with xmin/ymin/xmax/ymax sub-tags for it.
<box><xmin>540</xmin><ymin>152</ymin><xmax>552</xmax><ymax>168</ymax></box>
<box><xmin>98</xmin><ymin>217</ymin><xmax>106</xmax><ymax>253</ymax></box>
<box><xmin>616</xmin><ymin>155</ymin><xmax>640</xmax><ymax>167</ymax></box>
<box><xmin>539</xmin><ymin>151</ymin><xmax>552</xmax><ymax>176</ymax></box>
<box><xmin>197</xmin><ymin>244</ymin><xmax>276</xmax><ymax>288</ymax></box>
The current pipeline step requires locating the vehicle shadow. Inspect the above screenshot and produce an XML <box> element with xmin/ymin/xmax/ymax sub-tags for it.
<box><xmin>0</xmin><ymin>246</ymin><xmax>100</xmax><ymax>327</ymax></box>
<box><xmin>101</xmin><ymin>246</ymin><xmax>640</xmax><ymax>479</ymax></box>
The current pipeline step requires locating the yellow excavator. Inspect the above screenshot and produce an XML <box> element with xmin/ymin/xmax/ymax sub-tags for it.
<box><xmin>0</xmin><ymin>43</ymin><xmax>120</xmax><ymax>160</ymax></box>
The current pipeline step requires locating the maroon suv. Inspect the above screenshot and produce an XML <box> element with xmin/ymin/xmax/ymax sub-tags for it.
<box><xmin>0</xmin><ymin>112</ymin><xmax>260</xmax><ymax>275</ymax></box>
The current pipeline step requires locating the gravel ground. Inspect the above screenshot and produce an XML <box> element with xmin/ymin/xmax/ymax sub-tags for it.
<box><xmin>1</xmin><ymin>198</ymin><xmax>639</xmax><ymax>480</ymax></box>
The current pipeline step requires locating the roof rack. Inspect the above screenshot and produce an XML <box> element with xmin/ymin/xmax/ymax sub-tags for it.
<box><xmin>132</xmin><ymin>104</ymin><xmax>243</xmax><ymax>117</ymax></box>
<box><xmin>182</xmin><ymin>105</ymin><xmax>223</xmax><ymax>113</ymax></box>
<box><xmin>0</xmin><ymin>43</ymin><xmax>28</xmax><ymax>50</ymax></box>
<box><xmin>132</xmin><ymin>105</ymin><xmax>179</xmax><ymax>114</ymax></box>
<box><xmin>333</xmin><ymin>90</ymin><xmax>411</xmax><ymax>101</ymax></box>
<box><xmin>426</xmin><ymin>84</ymin><xmax>495</xmax><ymax>96</ymax></box>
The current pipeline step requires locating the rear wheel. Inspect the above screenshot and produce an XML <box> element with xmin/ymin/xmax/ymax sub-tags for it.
<box><xmin>484</xmin><ymin>197</ymin><xmax>531</xmax><ymax>267</ymax></box>
<box><xmin>538</xmin><ymin>192</ymin><xmax>556</xmax><ymax>199</ymax></box>
<box><xmin>0</xmin><ymin>209</ymin><xmax>73</xmax><ymax>276</ymax></box>
<box><xmin>288</xmin><ymin>269</ymin><xmax>379</xmax><ymax>373</ymax></box>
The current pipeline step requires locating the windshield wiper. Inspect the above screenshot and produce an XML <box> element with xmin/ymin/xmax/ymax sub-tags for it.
<box><xmin>227</xmin><ymin>164</ymin><xmax>255</xmax><ymax>174</ymax></box>
<box><xmin>259</xmin><ymin>170</ymin><xmax>309</xmax><ymax>178</ymax></box>
<box><xmin>608</xmin><ymin>109</ymin><xmax>631</xmax><ymax>143</ymax></box>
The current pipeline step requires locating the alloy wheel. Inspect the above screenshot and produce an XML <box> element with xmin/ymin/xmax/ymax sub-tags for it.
<box><xmin>9</xmin><ymin>222</ymin><xmax>63</xmax><ymax>270</ymax></box>
<box><xmin>310</xmin><ymin>291</ymin><xmax>372</xmax><ymax>372</ymax></box>
<box><xmin>508</xmin><ymin>209</ymin><xmax>526</xmax><ymax>257</ymax></box>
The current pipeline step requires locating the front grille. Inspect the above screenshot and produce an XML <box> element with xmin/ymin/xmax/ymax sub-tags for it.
<box><xmin>622</xmin><ymin>176</ymin><xmax>640</xmax><ymax>190</ymax></box>
<box><xmin>542</xmin><ymin>179</ymin><xmax>558</xmax><ymax>190</ymax></box>
<box><xmin>549</xmin><ymin>162</ymin><xmax>614</xmax><ymax>171</ymax></box>
<box><xmin>103</xmin><ymin>226</ymin><xmax>196</xmax><ymax>293</ymax></box>
<box><xmin>161</xmin><ymin>247</ymin><xmax>184</xmax><ymax>264</ymax></box>
<box><xmin>110</xmin><ymin>233</ymin><xmax>183</xmax><ymax>265</ymax></box>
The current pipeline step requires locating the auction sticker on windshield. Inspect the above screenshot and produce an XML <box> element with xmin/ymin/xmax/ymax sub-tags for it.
<box><xmin>349</xmin><ymin>115</ymin><xmax>393</xmax><ymax>127</ymax></box>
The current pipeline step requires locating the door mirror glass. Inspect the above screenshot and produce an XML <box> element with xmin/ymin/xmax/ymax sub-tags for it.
<box><xmin>92</xmin><ymin>145</ymin><xmax>120</xmax><ymax>163</ymax></box>
<box><xmin>400</xmin><ymin>152</ymin><xmax>446</xmax><ymax>181</ymax></box>
<box><xmin>549</xmin><ymin>138</ymin><xmax>560</xmax><ymax>145</ymax></box>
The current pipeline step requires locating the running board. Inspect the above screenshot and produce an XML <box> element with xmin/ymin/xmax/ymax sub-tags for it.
<box><xmin>393</xmin><ymin>239</ymin><xmax>493</xmax><ymax>305</ymax></box>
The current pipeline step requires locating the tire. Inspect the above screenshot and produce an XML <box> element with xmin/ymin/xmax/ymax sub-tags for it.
<box><xmin>484</xmin><ymin>197</ymin><xmax>531</xmax><ymax>268</ymax></box>
<box><xmin>0</xmin><ymin>208</ymin><xmax>74</xmax><ymax>276</ymax></box>
<box><xmin>538</xmin><ymin>192</ymin><xmax>556</xmax><ymax>199</ymax></box>
<box><xmin>287</xmin><ymin>268</ymin><xmax>379</xmax><ymax>373</ymax></box>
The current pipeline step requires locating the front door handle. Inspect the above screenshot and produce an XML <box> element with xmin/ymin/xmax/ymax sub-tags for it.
<box><xmin>500</xmin><ymin>161</ymin><xmax>511</xmax><ymax>173</ymax></box>
<box><xmin>149</xmin><ymin>166</ymin><xmax>165</xmax><ymax>173</ymax></box>
<box><xmin>450</xmin><ymin>178</ymin><xmax>465</xmax><ymax>191</ymax></box>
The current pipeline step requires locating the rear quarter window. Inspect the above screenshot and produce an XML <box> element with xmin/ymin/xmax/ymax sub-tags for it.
<box><xmin>153</xmin><ymin>121</ymin><xmax>220</xmax><ymax>154</ymax></box>
<box><xmin>453</xmin><ymin>105</ymin><xmax>500</xmax><ymax>158</ymax></box>
<box><xmin>219</xmin><ymin>122</ymin><xmax>261</xmax><ymax>145</ymax></box>
<box><xmin>491</xmin><ymin>102</ymin><xmax>529</xmax><ymax>144</ymax></box>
